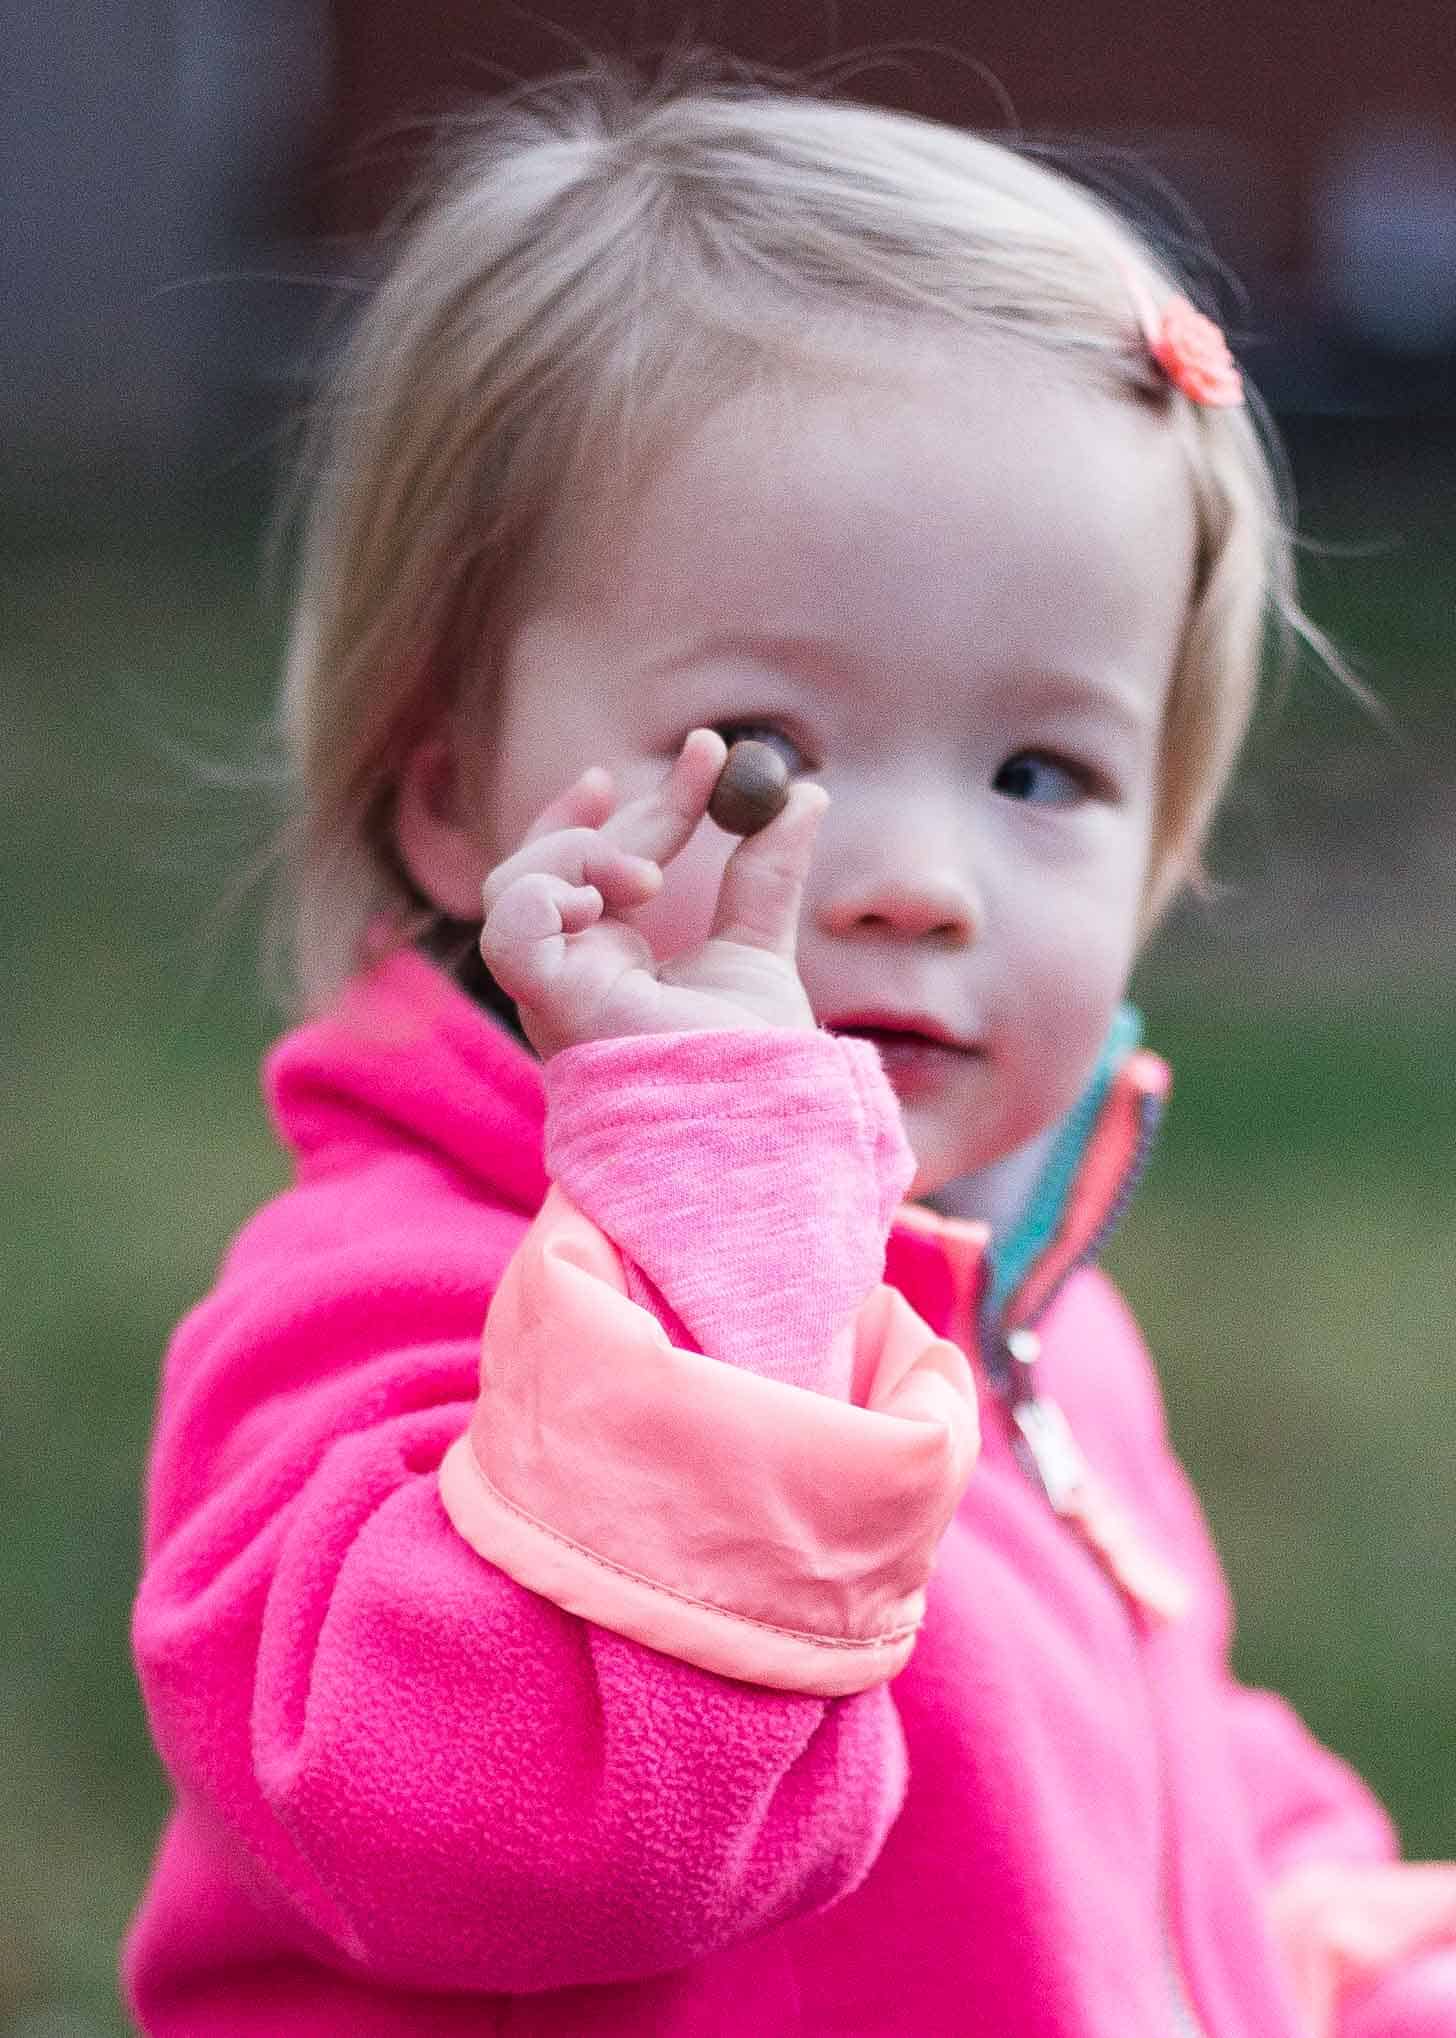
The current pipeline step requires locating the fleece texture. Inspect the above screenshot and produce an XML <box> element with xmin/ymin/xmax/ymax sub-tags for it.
<box><xmin>125</xmin><ymin>950</ymin><xmax>1455</xmax><ymax>2037</ymax></box>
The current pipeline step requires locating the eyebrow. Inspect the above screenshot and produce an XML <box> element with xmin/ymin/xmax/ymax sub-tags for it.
<box><xmin>645</xmin><ymin>632</ymin><xmax>857</xmax><ymax>687</ymax></box>
<box><xmin>992</xmin><ymin>669</ymin><xmax>1158</xmax><ymax>738</ymax></box>
<box><xmin>653</xmin><ymin>634</ymin><xmax>1156</xmax><ymax>734</ymax></box>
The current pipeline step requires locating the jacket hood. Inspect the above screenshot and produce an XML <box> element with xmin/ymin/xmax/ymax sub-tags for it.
<box><xmin>265</xmin><ymin>950</ymin><xmax>549</xmax><ymax>1216</ymax></box>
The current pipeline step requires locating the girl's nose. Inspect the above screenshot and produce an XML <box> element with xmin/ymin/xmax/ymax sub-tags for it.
<box><xmin>815</xmin><ymin>862</ymin><xmax>982</xmax><ymax>946</ymax></box>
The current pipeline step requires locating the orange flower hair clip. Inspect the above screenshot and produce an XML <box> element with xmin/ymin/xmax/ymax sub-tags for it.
<box><xmin>1122</xmin><ymin>266</ymin><xmax>1245</xmax><ymax>409</ymax></box>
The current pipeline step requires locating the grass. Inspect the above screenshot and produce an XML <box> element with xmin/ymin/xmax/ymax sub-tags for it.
<box><xmin>5</xmin><ymin>433</ymin><xmax>1454</xmax><ymax>2030</ymax></box>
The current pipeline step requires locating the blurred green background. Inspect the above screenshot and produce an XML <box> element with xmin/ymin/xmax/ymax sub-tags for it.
<box><xmin>7</xmin><ymin>1</ymin><xmax>1456</xmax><ymax>2021</ymax></box>
<box><xmin>4</xmin><ymin>418</ymin><xmax>1453</xmax><ymax>2033</ymax></box>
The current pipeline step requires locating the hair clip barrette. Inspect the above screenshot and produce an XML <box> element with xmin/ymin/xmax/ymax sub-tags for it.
<box><xmin>1121</xmin><ymin>266</ymin><xmax>1245</xmax><ymax>409</ymax></box>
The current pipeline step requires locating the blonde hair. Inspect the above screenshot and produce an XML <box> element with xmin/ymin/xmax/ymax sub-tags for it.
<box><xmin>276</xmin><ymin>54</ymin><xmax>1304</xmax><ymax>1012</ymax></box>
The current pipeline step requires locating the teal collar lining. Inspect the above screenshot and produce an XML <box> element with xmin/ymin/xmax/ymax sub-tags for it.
<box><xmin>985</xmin><ymin>1003</ymin><xmax>1144</xmax><ymax>1321</ymax></box>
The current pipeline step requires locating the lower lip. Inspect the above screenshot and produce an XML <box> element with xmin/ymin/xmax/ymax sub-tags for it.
<box><xmin>860</xmin><ymin>1036</ymin><xmax>977</xmax><ymax>1098</ymax></box>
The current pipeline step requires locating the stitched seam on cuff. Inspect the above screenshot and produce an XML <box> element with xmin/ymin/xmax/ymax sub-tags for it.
<box><xmin>460</xmin><ymin>1449</ymin><xmax>919</xmax><ymax>1652</ymax></box>
<box><xmin>842</xmin><ymin>1039</ymin><xmax>885</xmax><ymax>1182</ymax></box>
<box><xmin>838</xmin><ymin>1038</ymin><xmax>907</xmax><ymax>1217</ymax></box>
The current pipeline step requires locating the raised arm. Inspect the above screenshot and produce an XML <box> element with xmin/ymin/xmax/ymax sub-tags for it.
<box><xmin>131</xmin><ymin>1025</ymin><xmax>974</xmax><ymax>1998</ymax></box>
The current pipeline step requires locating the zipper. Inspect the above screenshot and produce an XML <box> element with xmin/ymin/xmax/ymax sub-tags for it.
<box><xmin>1024</xmin><ymin>1092</ymin><xmax>1158</xmax><ymax>1325</ymax></box>
<box><xmin>968</xmin><ymin>1058</ymin><xmax>1209</xmax><ymax>2033</ymax></box>
<box><xmin>985</xmin><ymin>1067</ymin><xmax>1165</xmax><ymax>1527</ymax></box>
<box><xmin>988</xmin><ymin>1065</ymin><xmax>1165</xmax><ymax>1367</ymax></box>
<box><xmin>993</xmin><ymin>1341</ymin><xmax>1208</xmax><ymax>2032</ymax></box>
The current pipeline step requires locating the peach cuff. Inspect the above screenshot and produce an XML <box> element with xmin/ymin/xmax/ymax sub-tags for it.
<box><xmin>1269</xmin><ymin>1859</ymin><xmax>1456</xmax><ymax>2036</ymax></box>
<box><xmin>439</xmin><ymin>1187</ymin><xmax>979</xmax><ymax>1695</ymax></box>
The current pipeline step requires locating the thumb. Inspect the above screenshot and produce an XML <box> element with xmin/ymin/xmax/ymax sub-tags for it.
<box><xmin>706</xmin><ymin>783</ymin><xmax>829</xmax><ymax>957</ymax></box>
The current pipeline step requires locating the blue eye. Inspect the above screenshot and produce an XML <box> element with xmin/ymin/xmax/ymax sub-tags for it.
<box><xmin>993</xmin><ymin>751</ymin><xmax>1088</xmax><ymax>807</ymax></box>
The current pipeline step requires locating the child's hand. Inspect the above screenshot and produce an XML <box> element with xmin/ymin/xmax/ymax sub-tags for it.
<box><xmin>480</xmin><ymin>729</ymin><xmax>828</xmax><ymax>1059</ymax></box>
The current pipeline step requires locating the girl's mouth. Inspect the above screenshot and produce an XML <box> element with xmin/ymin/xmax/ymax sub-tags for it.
<box><xmin>827</xmin><ymin>1017</ymin><xmax>981</xmax><ymax>1097</ymax></box>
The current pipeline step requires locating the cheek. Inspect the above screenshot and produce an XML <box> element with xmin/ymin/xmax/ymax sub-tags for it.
<box><xmin>1017</xmin><ymin>868</ymin><xmax>1131</xmax><ymax>976</ymax></box>
<box><xmin>1009</xmin><ymin>885</ymin><xmax>1141</xmax><ymax>1084</ymax></box>
<box><xmin>1022</xmin><ymin>830</ymin><xmax>1148</xmax><ymax>989</ymax></box>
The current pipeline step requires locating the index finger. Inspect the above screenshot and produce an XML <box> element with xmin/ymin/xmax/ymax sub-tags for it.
<box><xmin>521</xmin><ymin>764</ymin><xmax>617</xmax><ymax>846</ymax></box>
<box><xmin>598</xmin><ymin>728</ymin><xmax>727</xmax><ymax>867</ymax></box>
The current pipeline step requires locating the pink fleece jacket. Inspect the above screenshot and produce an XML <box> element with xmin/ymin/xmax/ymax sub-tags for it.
<box><xmin>125</xmin><ymin>951</ymin><xmax>1456</xmax><ymax>2036</ymax></box>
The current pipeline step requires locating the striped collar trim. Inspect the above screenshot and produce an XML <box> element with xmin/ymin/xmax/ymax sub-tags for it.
<box><xmin>891</xmin><ymin>1007</ymin><xmax>1170</xmax><ymax>1339</ymax></box>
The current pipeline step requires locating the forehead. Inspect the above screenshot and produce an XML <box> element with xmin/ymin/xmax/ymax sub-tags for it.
<box><xmin>529</xmin><ymin>340</ymin><xmax>1197</xmax><ymax>699</ymax></box>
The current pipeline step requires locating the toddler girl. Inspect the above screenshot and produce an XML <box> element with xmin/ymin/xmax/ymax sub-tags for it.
<box><xmin>125</xmin><ymin>62</ymin><xmax>1456</xmax><ymax>2037</ymax></box>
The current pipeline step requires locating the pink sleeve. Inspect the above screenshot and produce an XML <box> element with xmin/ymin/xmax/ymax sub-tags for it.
<box><xmin>1184</xmin><ymin>1503</ymin><xmax>1456</xmax><ymax>2035</ymax></box>
<box><xmin>1188</xmin><ymin>1492</ymin><xmax>1456</xmax><ymax>2034</ymax></box>
<box><xmin>134</xmin><ymin>1032</ymin><xmax>976</xmax><ymax>1994</ymax></box>
<box><xmin>1076</xmin><ymin>1275</ymin><xmax>1456</xmax><ymax>2038</ymax></box>
<box><xmin>543</xmin><ymin>1026</ymin><xmax>916</xmax><ymax>1397</ymax></box>
<box><xmin>441</xmin><ymin>1027</ymin><xmax>978</xmax><ymax>1694</ymax></box>
<box><xmin>1341</xmin><ymin>1945</ymin><xmax>1456</xmax><ymax>2038</ymax></box>
<box><xmin>135</xmin><ymin>1235</ymin><xmax>918</xmax><ymax>1993</ymax></box>
<box><xmin>439</xmin><ymin>1185</ymin><xmax>976</xmax><ymax>1692</ymax></box>
<box><xmin>1208</xmin><ymin>1502</ymin><xmax>1456</xmax><ymax>2033</ymax></box>
<box><xmin>1221</xmin><ymin>1681</ymin><xmax>1399</xmax><ymax>1878</ymax></box>
<box><xmin>1267</xmin><ymin>1862</ymin><xmax>1456</xmax><ymax>2038</ymax></box>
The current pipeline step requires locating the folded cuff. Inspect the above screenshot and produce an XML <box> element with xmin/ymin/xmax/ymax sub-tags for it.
<box><xmin>439</xmin><ymin>1187</ymin><xmax>978</xmax><ymax>1695</ymax></box>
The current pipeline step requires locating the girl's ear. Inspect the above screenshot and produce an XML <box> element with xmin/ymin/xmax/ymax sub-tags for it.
<box><xmin>393</xmin><ymin>734</ymin><xmax>489</xmax><ymax>921</ymax></box>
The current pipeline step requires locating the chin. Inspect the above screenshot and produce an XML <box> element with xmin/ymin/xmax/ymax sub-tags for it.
<box><xmin>894</xmin><ymin>1094</ymin><xmax>989</xmax><ymax>1181</ymax></box>
<box><xmin>903</xmin><ymin>1137</ymin><xmax>987</xmax><ymax>1208</ymax></box>
<box><xmin>900</xmin><ymin>1097</ymin><xmax>1063</xmax><ymax>1223</ymax></box>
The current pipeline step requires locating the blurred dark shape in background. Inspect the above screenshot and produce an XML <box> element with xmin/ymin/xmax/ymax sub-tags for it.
<box><xmin>5</xmin><ymin>0</ymin><xmax>1456</xmax><ymax>535</ymax></box>
<box><xmin>2</xmin><ymin>0</ymin><xmax>331</xmax><ymax>528</ymax></box>
<box><xmin>4</xmin><ymin>8</ymin><xmax>1453</xmax><ymax>2037</ymax></box>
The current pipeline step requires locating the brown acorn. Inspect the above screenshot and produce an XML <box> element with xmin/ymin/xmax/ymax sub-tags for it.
<box><xmin>707</xmin><ymin>739</ymin><xmax>792</xmax><ymax>836</ymax></box>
